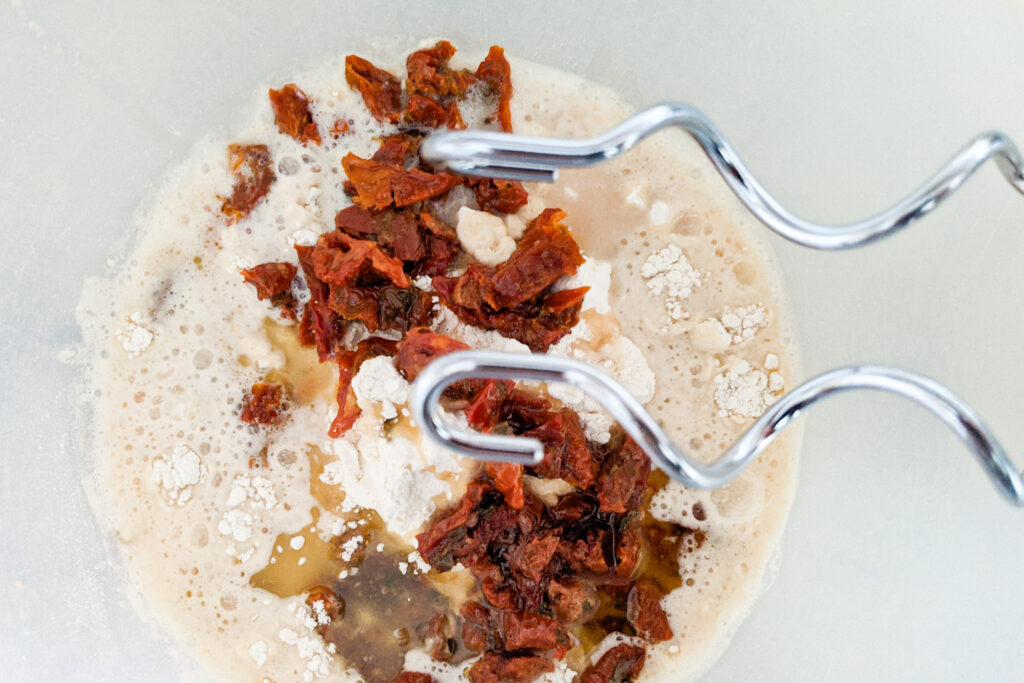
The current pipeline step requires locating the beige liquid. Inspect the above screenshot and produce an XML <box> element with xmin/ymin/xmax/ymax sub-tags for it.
<box><xmin>77</xmin><ymin>44</ymin><xmax>800</xmax><ymax>683</ymax></box>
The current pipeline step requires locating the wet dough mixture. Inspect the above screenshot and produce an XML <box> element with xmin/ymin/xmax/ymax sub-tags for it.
<box><xmin>78</xmin><ymin>39</ymin><xmax>801</xmax><ymax>683</ymax></box>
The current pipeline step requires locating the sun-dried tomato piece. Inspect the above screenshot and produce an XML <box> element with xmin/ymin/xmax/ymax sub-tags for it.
<box><xmin>460</xmin><ymin>600</ymin><xmax>500</xmax><ymax>652</ymax></box>
<box><xmin>295</xmin><ymin>246</ymin><xmax>349</xmax><ymax>360</ymax></box>
<box><xmin>240</xmin><ymin>262</ymin><xmax>297</xmax><ymax>319</ymax></box>
<box><xmin>345</xmin><ymin>55</ymin><xmax>404</xmax><ymax>123</ymax></box>
<box><xmin>475</xmin><ymin>46</ymin><xmax>514</xmax><ymax>132</ymax></box>
<box><xmin>491</xmin><ymin>210</ymin><xmax>583</xmax><ymax>306</ymax></box>
<box><xmin>432</xmin><ymin>210</ymin><xmax>586</xmax><ymax>350</ymax></box>
<box><xmin>343</xmin><ymin>153</ymin><xmax>462</xmax><ymax>210</ymax></box>
<box><xmin>500</xmin><ymin>611</ymin><xmax>563</xmax><ymax>651</ymax></box>
<box><xmin>392</xmin><ymin>673</ymin><xmax>437</xmax><ymax>683</ymax></box>
<box><xmin>373</xmin><ymin>133</ymin><xmax>422</xmax><ymax>165</ymax></box>
<box><xmin>311</xmin><ymin>230</ymin><xmax>409</xmax><ymax>289</ymax></box>
<box><xmin>594</xmin><ymin>437</ymin><xmax>651</xmax><ymax>515</ymax></box>
<box><xmin>416</xmin><ymin>482</ymin><xmax>490</xmax><ymax>571</ymax></box>
<box><xmin>506</xmin><ymin>533</ymin><xmax>559</xmax><ymax>583</ymax></box>
<box><xmin>469</xmin><ymin>177</ymin><xmax>528</xmax><ymax>215</ymax></box>
<box><xmin>336</xmin><ymin>206</ymin><xmax>427</xmax><ymax>263</ymax></box>
<box><xmin>574</xmin><ymin>643</ymin><xmax>646</xmax><ymax>683</ymax></box>
<box><xmin>526</xmin><ymin>409</ymin><xmax>598</xmax><ymax>488</ymax></box>
<box><xmin>392</xmin><ymin>167</ymin><xmax>464</xmax><ymax>207</ymax></box>
<box><xmin>221</xmin><ymin>144</ymin><xmax>275</xmax><ymax>222</ymax></box>
<box><xmin>486</xmin><ymin>462</ymin><xmax>525</xmax><ymax>509</ymax></box>
<box><xmin>269</xmin><ymin>83</ymin><xmax>321</xmax><ymax>145</ymax></box>
<box><xmin>424</xmin><ymin>613</ymin><xmax>457</xmax><ymax>662</ymax></box>
<box><xmin>407</xmin><ymin>41</ymin><xmax>476</xmax><ymax>99</ymax></box>
<box><xmin>615</xmin><ymin>519</ymin><xmax>643</xmax><ymax>577</ymax></box>
<box><xmin>547</xmin><ymin>578</ymin><xmax>596</xmax><ymax>623</ymax></box>
<box><xmin>328</xmin><ymin>337</ymin><xmax>398</xmax><ymax>437</ymax></box>
<box><xmin>626</xmin><ymin>579</ymin><xmax>673</xmax><ymax>643</ymax></box>
<box><xmin>241</xmin><ymin>262</ymin><xmax>297</xmax><ymax>300</ymax></box>
<box><xmin>559</xmin><ymin>529</ymin><xmax>612</xmax><ymax>576</ymax></box>
<box><xmin>394</xmin><ymin>328</ymin><xmax>470</xmax><ymax>382</ymax></box>
<box><xmin>467</xmin><ymin>652</ymin><xmax>554</xmax><ymax>683</ymax></box>
<box><xmin>406</xmin><ymin>93</ymin><xmax>448</xmax><ymax>128</ymax></box>
<box><xmin>241</xmin><ymin>383</ymin><xmax>286</xmax><ymax>425</ymax></box>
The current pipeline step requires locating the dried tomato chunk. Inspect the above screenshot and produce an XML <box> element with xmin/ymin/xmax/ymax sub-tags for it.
<box><xmin>506</xmin><ymin>533</ymin><xmax>559</xmax><ymax>583</ymax></box>
<box><xmin>525</xmin><ymin>408</ymin><xmax>597</xmax><ymax>488</ymax></box>
<box><xmin>343</xmin><ymin>153</ymin><xmax>462</xmax><ymax>210</ymax></box>
<box><xmin>626</xmin><ymin>579</ymin><xmax>673</xmax><ymax>642</ymax></box>
<box><xmin>574</xmin><ymin>644</ymin><xmax>646</xmax><ymax>683</ymax></box>
<box><xmin>392</xmin><ymin>673</ymin><xmax>437</xmax><ymax>683</ymax></box>
<box><xmin>475</xmin><ymin>46</ymin><xmax>514</xmax><ymax>132</ymax></box>
<box><xmin>241</xmin><ymin>383</ymin><xmax>286</xmax><ymax>425</ymax></box>
<box><xmin>328</xmin><ymin>337</ymin><xmax>398</xmax><ymax>437</ymax></box>
<box><xmin>406</xmin><ymin>40</ymin><xmax>475</xmax><ymax>99</ymax></box>
<box><xmin>269</xmin><ymin>83</ymin><xmax>320</xmax><ymax>145</ymax></box>
<box><xmin>594</xmin><ymin>437</ymin><xmax>651</xmax><ymax>515</ymax></box>
<box><xmin>311</xmin><ymin>230</ymin><xmax>409</xmax><ymax>289</ymax></box>
<box><xmin>394</xmin><ymin>328</ymin><xmax>470</xmax><ymax>381</ymax></box>
<box><xmin>345</xmin><ymin>55</ymin><xmax>403</xmax><ymax>123</ymax></box>
<box><xmin>470</xmin><ymin>177</ymin><xmax>528</xmax><ymax>215</ymax></box>
<box><xmin>433</xmin><ymin>210</ymin><xmax>587</xmax><ymax>351</ymax></box>
<box><xmin>221</xmin><ymin>144</ymin><xmax>275</xmax><ymax>222</ymax></box>
<box><xmin>500</xmin><ymin>611</ymin><xmax>563</xmax><ymax>651</ymax></box>
<box><xmin>486</xmin><ymin>462</ymin><xmax>525</xmax><ymax>509</ymax></box>
<box><xmin>467</xmin><ymin>652</ymin><xmax>553</xmax><ymax>683</ymax></box>
<box><xmin>241</xmin><ymin>262</ymin><xmax>296</xmax><ymax>300</ymax></box>
<box><xmin>546</xmin><ymin>578</ymin><xmax>596</xmax><ymax>623</ymax></box>
<box><xmin>416</xmin><ymin>482</ymin><xmax>489</xmax><ymax>571</ymax></box>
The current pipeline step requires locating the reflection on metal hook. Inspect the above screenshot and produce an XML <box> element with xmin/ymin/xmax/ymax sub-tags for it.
<box><xmin>411</xmin><ymin>351</ymin><xmax>1024</xmax><ymax>507</ymax></box>
<box><xmin>421</xmin><ymin>103</ymin><xmax>1024</xmax><ymax>250</ymax></box>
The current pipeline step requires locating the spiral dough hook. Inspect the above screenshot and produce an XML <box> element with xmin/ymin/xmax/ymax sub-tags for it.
<box><xmin>411</xmin><ymin>351</ymin><xmax>1024</xmax><ymax>507</ymax></box>
<box><xmin>420</xmin><ymin>102</ymin><xmax>1024</xmax><ymax>250</ymax></box>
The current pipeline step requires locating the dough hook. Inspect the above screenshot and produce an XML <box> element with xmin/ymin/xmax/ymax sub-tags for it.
<box><xmin>410</xmin><ymin>351</ymin><xmax>1024</xmax><ymax>507</ymax></box>
<box><xmin>421</xmin><ymin>102</ymin><xmax>1024</xmax><ymax>249</ymax></box>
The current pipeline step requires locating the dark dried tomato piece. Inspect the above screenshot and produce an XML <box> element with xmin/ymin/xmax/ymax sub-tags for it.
<box><xmin>500</xmin><ymin>611</ymin><xmax>562</xmax><ymax>651</ymax></box>
<box><xmin>392</xmin><ymin>673</ymin><xmax>437</xmax><ymax>683</ymax></box>
<box><xmin>594</xmin><ymin>437</ymin><xmax>651</xmax><ymax>515</ymax></box>
<box><xmin>432</xmin><ymin>210</ymin><xmax>586</xmax><ymax>351</ymax></box>
<box><xmin>406</xmin><ymin>93</ymin><xmax>448</xmax><ymax>128</ymax></box>
<box><xmin>269</xmin><ymin>83</ymin><xmax>321</xmax><ymax>145</ymax></box>
<box><xmin>469</xmin><ymin>177</ymin><xmax>528</xmax><ymax>215</ymax></box>
<box><xmin>240</xmin><ymin>262</ymin><xmax>297</xmax><ymax>317</ymax></box>
<box><xmin>506</xmin><ymin>532</ymin><xmax>559</xmax><ymax>583</ymax></box>
<box><xmin>424</xmin><ymin>613</ymin><xmax>457</xmax><ymax>662</ymax></box>
<box><xmin>295</xmin><ymin>245</ymin><xmax>349</xmax><ymax>360</ymax></box>
<box><xmin>343</xmin><ymin>153</ymin><xmax>462</xmax><ymax>210</ymax></box>
<box><xmin>475</xmin><ymin>46</ymin><xmax>514</xmax><ymax>132</ymax></box>
<box><xmin>328</xmin><ymin>337</ymin><xmax>399</xmax><ymax>438</ymax></box>
<box><xmin>547</xmin><ymin>578</ymin><xmax>596</xmax><ymax>623</ymax></box>
<box><xmin>221</xmin><ymin>144</ymin><xmax>275</xmax><ymax>222</ymax></box>
<box><xmin>241</xmin><ymin>383</ymin><xmax>286</xmax><ymax>425</ymax></box>
<box><xmin>394</xmin><ymin>328</ymin><xmax>470</xmax><ymax>381</ymax></box>
<box><xmin>373</xmin><ymin>133</ymin><xmax>422</xmax><ymax>165</ymax></box>
<box><xmin>574</xmin><ymin>643</ymin><xmax>646</xmax><ymax>683</ymax></box>
<box><xmin>491</xmin><ymin>209</ymin><xmax>583</xmax><ymax>306</ymax></box>
<box><xmin>460</xmin><ymin>600</ymin><xmax>501</xmax><ymax>653</ymax></box>
<box><xmin>406</xmin><ymin>40</ymin><xmax>475</xmax><ymax>99</ymax></box>
<box><xmin>345</xmin><ymin>55</ymin><xmax>404</xmax><ymax>123</ymax></box>
<box><xmin>486</xmin><ymin>462</ymin><xmax>525</xmax><ymax>509</ymax></box>
<box><xmin>416</xmin><ymin>482</ymin><xmax>489</xmax><ymax>571</ymax></box>
<box><xmin>310</xmin><ymin>230</ymin><xmax>409</xmax><ymax>289</ymax></box>
<box><xmin>526</xmin><ymin>409</ymin><xmax>597</xmax><ymax>488</ymax></box>
<box><xmin>626</xmin><ymin>578</ymin><xmax>673</xmax><ymax>643</ymax></box>
<box><xmin>615</xmin><ymin>518</ymin><xmax>643</xmax><ymax>578</ymax></box>
<box><xmin>467</xmin><ymin>652</ymin><xmax>553</xmax><ymax>683</ymax></box>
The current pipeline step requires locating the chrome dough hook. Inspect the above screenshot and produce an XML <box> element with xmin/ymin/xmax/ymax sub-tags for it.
<box><xmin>411</xmin><ymin>351</ymin><xmax>1024</xmax><ymax>507</ymax></box>
<box><xmin>421</xmin><ymin>102</ymin><xmax>1024</xmax><ymax>249</ymax></box>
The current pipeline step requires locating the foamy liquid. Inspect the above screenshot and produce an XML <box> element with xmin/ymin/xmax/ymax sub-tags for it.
<box><xmin>77</xmin><ymin>43</ymin><xmax>801</xmax><ymax>683</ymax></box>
